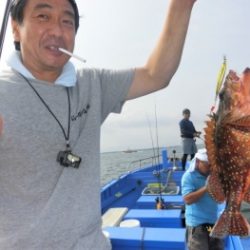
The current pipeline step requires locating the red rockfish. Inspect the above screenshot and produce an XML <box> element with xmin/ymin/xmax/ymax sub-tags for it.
<box><xmin>205</xmin><ymin>68</ymin><xmax>250</xmax><ymax>238</ymax></box>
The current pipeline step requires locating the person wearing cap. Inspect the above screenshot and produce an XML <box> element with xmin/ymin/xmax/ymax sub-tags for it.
<box><xmin>181</xmin><ymin>149</ymin><xmax>224</xmax><ymax>250</ymax></box>
<box><xmin>179</xmin><ymin>108</ymin><xmax>201</xmax><ymax>170</ymax></box>
<box><xmin>0</xmin><ymin>0</ymin><xmax>198</xmax><ymax>249</ymax></box>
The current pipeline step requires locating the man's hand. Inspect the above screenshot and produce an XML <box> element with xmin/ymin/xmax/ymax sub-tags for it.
<box><xmin>194</xmin><ymin>131</ymin><xmax>202</xmax><ymax>138</ymax></box>
<box><xmin>205</xmin><ymin>175</ymin><xmax>210</xmax><ymax>187</ymax></box>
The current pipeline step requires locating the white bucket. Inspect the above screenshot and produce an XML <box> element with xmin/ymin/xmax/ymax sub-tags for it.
<box><xmin>102</xmin><ymin>230</ymin><xmax>110</xmax><ymax>238</ymax></box>
<box><xmin>119</xmin><ymin>219</ymin><xmax>140</xmax><ymax>228</ymax></box>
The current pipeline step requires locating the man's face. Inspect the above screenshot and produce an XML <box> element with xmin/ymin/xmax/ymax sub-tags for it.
<box><xmin>183</xmin><ymin>113</ymin><xmax>190</xmax><ymax>120</ymax></box>
<box><xmin>11</xmin><ymin>0</ymin><xmax>76</xmax><ymax>80</ymax></box>
<box><xmin>197</xmin><ymin>159</ymin><xmax>210</xmax><ymax>176</ymax></box>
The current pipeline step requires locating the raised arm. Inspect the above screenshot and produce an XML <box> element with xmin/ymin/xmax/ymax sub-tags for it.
<box><xmin>127</xmin><ymin>0</ymin><xmax>197</xmax><ymax>100</ymax></box>
<box><xmin>183</xmin><ymin>186</ymin><xmax>207</xmax><ymax>205</ymax></box>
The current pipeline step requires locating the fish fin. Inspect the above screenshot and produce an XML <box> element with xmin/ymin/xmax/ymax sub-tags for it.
<box><xmin>204</xmin><ymin>119</ymin><xmax>225</xmax><ymax>203</ymax></box>
<box><xmin>204</xmin><ymin>120</ymin><xmax>219</xmax><ymax>171</ymax></box>
<box><xmin>244</xmin><ymin>190</ymin><xmax>250</xmax><ymax>203</ymax></box>
<box><xmin>207</xmin><ymin>173</ymin><xmax>225</xmax><ymax>203</ymax></box>
<box><xmin>210</xmin><ymin>211</ymin><xmax>250</xmax><ymax>238</ymax></box>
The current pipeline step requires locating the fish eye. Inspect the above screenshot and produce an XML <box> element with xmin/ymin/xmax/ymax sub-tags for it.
<box><xmin>219</xmin><ymin>91</ymin><xmax>224</xmax><ymax>101</ymax></box>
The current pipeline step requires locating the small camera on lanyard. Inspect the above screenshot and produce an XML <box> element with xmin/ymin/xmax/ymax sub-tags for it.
<box><xmin>57</xmin><ymin>150</ymin><xmax>81</xmax><ymax>168</ymax></box>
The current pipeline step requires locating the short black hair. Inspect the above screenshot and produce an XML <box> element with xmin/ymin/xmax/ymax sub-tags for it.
<box><xmin>182</xmin><ymin>108</ymin><xmax>191</xmax><ymax>115</ymax></box>
<box><xmin>10</xmin><ymin>0</ymin><xmax>80</xmax><ymax>51</ymax></box>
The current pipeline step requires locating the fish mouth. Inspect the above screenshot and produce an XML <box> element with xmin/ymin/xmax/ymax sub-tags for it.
<box><xmin>229</xmin><ymin>124</ymin><xmax>250</xmax><ymax>132</ymax></box>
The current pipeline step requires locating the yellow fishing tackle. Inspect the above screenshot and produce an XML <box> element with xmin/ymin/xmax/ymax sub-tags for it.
<box><xmin>215</xmin><ymin>56</ymin><xmax>227</xmax><ymax>101</ymax></box>
<box><xmin>211</xmin><ymin>56</ymin><xmax>227</xmax><ymax>113</ymax></box>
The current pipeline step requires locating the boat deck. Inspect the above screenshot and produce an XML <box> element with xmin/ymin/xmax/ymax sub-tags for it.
<box><xmin>101</xmin><ymin>163</ymin><xmax>250</xmax><ymax>250</ymax></box>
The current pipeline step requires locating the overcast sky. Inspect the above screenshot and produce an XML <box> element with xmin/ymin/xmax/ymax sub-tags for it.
<box><xmin>1</xmin><ymin>0</ymin><xmax>250</xmax><ymax>152</ymax></box>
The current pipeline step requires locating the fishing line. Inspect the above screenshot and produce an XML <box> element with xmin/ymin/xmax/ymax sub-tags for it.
<box><xmin>154</xmin><ymin>101</ymin><xmax>165</xmax><ymax>209</ymax></box>
<box><xmin>145</xmin><ymin>99</ymin><xmax>165</xmax><ymax>208</ymax></box>
<box><xmin>146</xmin><ymin>113</ymin><xmax>163</xmax><ymax>205</ymax></box>
<box><xmin>154</xmin><ymin>102</ymin><xmax>161</xmax><ymax>169</ymax></box>
<box><xmin>197</xmin><ymin>136</ymin><xmax>205</xmax><ymax>142</ymax></box>
<box><xmin>145</xmin><ymin>114</ymin><xmax>157</xmax><ymax>166</ymax></box>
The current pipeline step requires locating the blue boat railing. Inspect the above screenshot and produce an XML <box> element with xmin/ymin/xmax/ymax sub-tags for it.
<box><xmin>128</xmin><ymin>154</ymin><xmax>162</xmax><ymax>169</ymax></box>
<box><xmin>128</xmin><ymin>154</ymin><xmax>181</xmax><ymax>171</ymax></box>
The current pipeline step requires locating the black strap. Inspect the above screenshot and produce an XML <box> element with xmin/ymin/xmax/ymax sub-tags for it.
<box><xmin>17</xmin><ymin>73</ymin><xmax>72</xmax><ymax>150</ymax></box>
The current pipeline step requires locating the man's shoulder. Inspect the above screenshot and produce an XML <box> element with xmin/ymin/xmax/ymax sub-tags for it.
<box><xmin>76</xmin><ymin>67</ymin><xmax>133</xmax><ymax>82</ymax></box>
<box><xmin>182</xmin><ymin>170</ymin><xmax>193</xmax><ymax>182</ymax></box>
<box><xmin>182</xmin><ymin>169</ymin><xmax>200</xmax><ymax>181</ymax></box>
<box><xmin>179</xmin><ymin>119</ymin><xmax>185</xmax><ymax>125</ymax></box>
<box><xmin>179</xmin><ymin>118</ymin><xmax>191</xmax><ymax>124</ymax></box>
<box><xmin>0</xmin><ymin>67</ymin><xmax>13</xmax><ymax>75</ymax></box>
<box><xmin>181</xmin><ymin>171</ymin><xmax>196</xmax><ymax>195</ymax></box>
<box><xmin>76</xmin><ymin>67</ymin><xmax>99</xmax><ymax>78</ymax></box>
<box><xmin>0</xmin><ymin>67</ymin><xmax>20</xmax><ymax>83</ymax></box>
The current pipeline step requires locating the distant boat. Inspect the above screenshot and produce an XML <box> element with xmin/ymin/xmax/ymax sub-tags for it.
<box><xmin>123</xmin><ymin>149</ymin><xmax>137</xmax><ymax>153</ymax></box>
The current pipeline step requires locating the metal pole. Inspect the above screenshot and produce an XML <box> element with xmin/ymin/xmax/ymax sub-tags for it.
<box><xmin>0</xmin><ymin>0</ymin><xmax>13</xmax><ymax>60</ymax></box>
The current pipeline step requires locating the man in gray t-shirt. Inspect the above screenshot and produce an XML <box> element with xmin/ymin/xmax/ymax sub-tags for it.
<box><xmin>0</xmin><ymin>0</ymin><xmax>198</xmax><ymax>249</ymax></box>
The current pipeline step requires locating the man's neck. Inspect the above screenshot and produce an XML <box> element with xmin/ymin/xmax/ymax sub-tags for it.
<box><xmin>21</xmin><ymin>60</ymin><xmax>62</xmax><ymax>83</ymax></box>
<box><xmin>28</xmin><ymin>69</ymin><xmax>62</xmax><ymax>83</ymax></box>
<box><xmin>7</xmin><ymin>51</ymin><xmax>77</xmax><ymax>87</ymax></box>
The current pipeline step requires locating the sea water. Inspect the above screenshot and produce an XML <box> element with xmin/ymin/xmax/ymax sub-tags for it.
<box><xmin>100</xmin><ymin>146</ymin><xmax>182</xmax><ymax>185</ymax></box>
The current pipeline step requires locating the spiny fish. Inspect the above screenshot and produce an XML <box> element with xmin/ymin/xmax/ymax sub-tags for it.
<box><xmin>204</xmin><ymin>68</ymin><xmax>250</xmax><ymax>238</ymax></box>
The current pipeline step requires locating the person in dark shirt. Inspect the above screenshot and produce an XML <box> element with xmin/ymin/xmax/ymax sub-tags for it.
<box><xmin>179</xmin><ymin>109</ymin><xmax>201</xmax><ymax>170</ymax></box>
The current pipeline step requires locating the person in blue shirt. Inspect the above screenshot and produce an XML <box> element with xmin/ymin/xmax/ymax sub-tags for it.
<box><xmin>179</xmin><ymin>108</ymin><xmax>201</xmax><ymax>170</ymax></box>
<box><xmin>181</xmin><ymin>149</ymin><xmax>224</xmax><ymax>250</ymax></box>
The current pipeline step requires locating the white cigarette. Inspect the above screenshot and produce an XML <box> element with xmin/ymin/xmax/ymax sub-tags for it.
<box><xmin>58</xmin><ymin>48</ymin><xmax>86</xmax><ymax>63</ymax></box>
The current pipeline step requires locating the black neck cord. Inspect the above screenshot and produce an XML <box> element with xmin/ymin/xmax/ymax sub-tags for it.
<box><xmin>18</xmin><ymin>73</ymin><xmax>71</xmax><ymax>150</ymax></box>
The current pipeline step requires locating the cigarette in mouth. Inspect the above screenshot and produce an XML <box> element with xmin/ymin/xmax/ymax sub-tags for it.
<box><xmin>58</xmin><ymin>48</ymin><xmax>87</xmax><ymax>63</ymax></box>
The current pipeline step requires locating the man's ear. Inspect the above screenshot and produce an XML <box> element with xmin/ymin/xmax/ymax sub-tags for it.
<box><xmin>11</xmin><ymin>19</ymin><xmax>21</xmax><ymax>43</ymax></box>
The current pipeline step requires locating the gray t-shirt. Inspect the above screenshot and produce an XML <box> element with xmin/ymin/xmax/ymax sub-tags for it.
<box><xmin>0</xmin><ymin>67</ymin><xmax>134</xmax><ymax>249</ymax></box>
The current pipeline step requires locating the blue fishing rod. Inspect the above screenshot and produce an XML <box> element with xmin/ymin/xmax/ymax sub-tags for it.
<box><xmin>0</xmin><ymin>0</ymin><xmax>12</xmax><ymax>60</ymax></box>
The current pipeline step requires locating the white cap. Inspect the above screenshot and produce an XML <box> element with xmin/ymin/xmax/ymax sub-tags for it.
<box><xmin>187</xmin><ymin>148</ymin><xmax>208</xmax><ymax>172</ymax></box>
<box><xmin>195</xmin><ymin>148</ymin><xmax>208</xmax><ymax>162</ymax></box>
